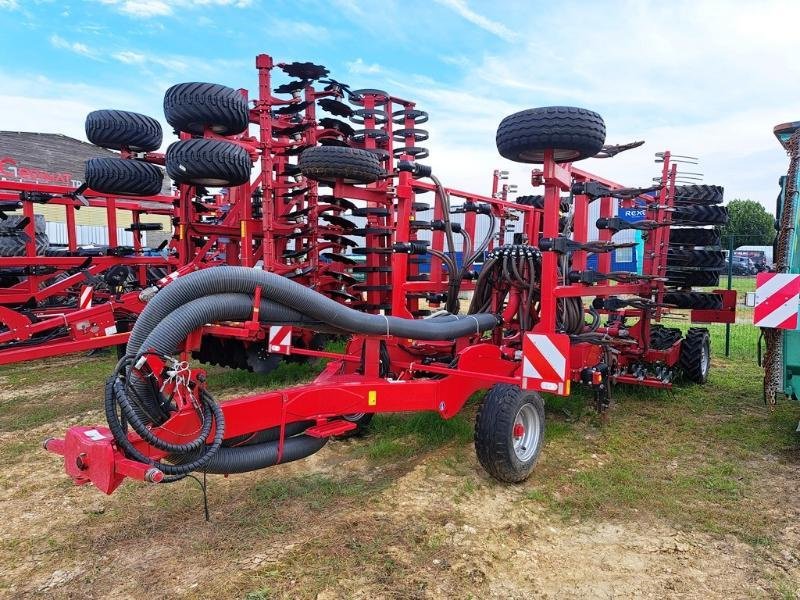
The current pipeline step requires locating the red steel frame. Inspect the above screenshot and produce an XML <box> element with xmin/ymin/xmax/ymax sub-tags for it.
<box><xmin>40</xmin><ymin>52</ymin><xmax>738</xmax><ymax>493</ymax></box>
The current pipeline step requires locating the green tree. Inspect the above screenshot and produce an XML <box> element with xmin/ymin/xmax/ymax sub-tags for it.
<box><xmin>720</xmin><ymin>199</ymin><xmax>775</xmax><ymax>249</ymax></box>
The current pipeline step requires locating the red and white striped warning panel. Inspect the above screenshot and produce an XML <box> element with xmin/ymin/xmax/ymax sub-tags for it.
<box><xmin>79</xmin><ymin>286</ymin><xmax>93</xmax><ymax>310</ymax></box>
<box><xmin>268</xmin><ymin>325</ymin><xmax>293</xmax><ymax>354</ymax></box>
<box><xmin>521</xmin><ymin>332</ymin><xmax>571</xmax><ymax>395</ymax></box>
<box><xmin>754</xmin><ymin>273</ymin><xmax>800</xmax><ymax>329</ymax></box>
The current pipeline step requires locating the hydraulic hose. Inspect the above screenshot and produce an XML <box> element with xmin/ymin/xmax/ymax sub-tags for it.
<box><xmin>128</xmin><ymin>267</ymin><xmax>498</xmax><ymax>358</ymax></box>
<box><xmin>111</xmin><ymin>269</ymin><xmax>498</xmax><ymax>477</ymax></box>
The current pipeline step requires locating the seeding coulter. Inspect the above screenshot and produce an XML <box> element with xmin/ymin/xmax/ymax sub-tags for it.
<box><xmin>42</xmin><ymin>53</ymin><xmax>737</xmax><ymax>493</ymax></box>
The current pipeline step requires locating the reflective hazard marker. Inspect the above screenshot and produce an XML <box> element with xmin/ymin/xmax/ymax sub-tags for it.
<box><xmin>521</xmin><ymin>332</ymin><xmax>570</xmax><ymax>395</ymax></box>
<box><xmin>754</xmin><ymin>273</ymin><xmax>800</xmax><ymax>329</ymax></box>
<box><xmin>268</xmin><ymin>325</ymin><xmax>292</xmax><ymax>354</ymax></box>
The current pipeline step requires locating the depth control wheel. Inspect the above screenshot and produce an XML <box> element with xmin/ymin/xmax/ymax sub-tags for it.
<box><xmin>474</xmin><ymin>384</ymin><xmax>545</xmax><ymax>483</ymax></box>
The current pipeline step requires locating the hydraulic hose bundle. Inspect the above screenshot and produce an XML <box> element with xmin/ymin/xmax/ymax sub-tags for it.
<box><xmin>106</xmin><ymin>267</ymin><xmax>500</xmax><ymax>479</ymax></box>
<box><xmin>469</xmin><ymin>245</ymin><xmax>585</xmax><ymax>335</ymax></box>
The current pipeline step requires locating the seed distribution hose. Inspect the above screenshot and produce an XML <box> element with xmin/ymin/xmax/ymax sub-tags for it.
<box><xmin>106</xmin><ymin>267</ymin><xmax>500</xmax><ymax>479</ymax></box>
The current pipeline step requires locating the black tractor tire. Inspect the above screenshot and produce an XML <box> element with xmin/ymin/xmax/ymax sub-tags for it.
<box><xmin>673</xmin><ymin>184</ymin><xmax>724</xmax><ymax>205</ymax></box>
<box><xmin>85</xmin><ymin>158</ymin><xmax>164</xmax><ymax>197</ymax></box>
<box><xmin>163</xmin><ymin>82</ymin><xmax>250</xmax><ymax>136</ymax></box>
<box><xmin>0</xmin><ymin>231</ymin><xmax>48</xmax><ymax>256</ymax></box>
<box><xmin>475</xmin><ymin>384</ymin><xmax>545</xmax><ymax>483</ymax></box>
<box><xmin>665</xmin><ymin>269</ymin><xmax>720</xmax><ymax>288</ymax></box>
<box><xmin>0</xmin><ymin>214</ymin><xmax>45</xmax><ymax>234</ymax></box>
<box><xmin>668</xmin><ymin>227</ymin><xmax>721</xmax><ymax>247</ymax></box>
<box><xmin>496</xmin><ymin>106</ymin><xmax>606</xmax><ymax>163</ymax></box>
<box><xmin>650</xmin><ymin>324</ymin><xmax>683</xmax><ymax>350</ymax></box>
<box><xmin>672</xmin><ymin>204</ymin><xmax>729</xmax><ymax>226</ymax></box>
<box><xmin>666</xmin><ymin>248</ymin><xmax>726</xmax><ymax>270</ymax></box>
<box><xmin>663</xmin><ymin>291</ymin><xmax>723</xmax><ymax>310</ymax></box>
<box><xmin>85</xmin><ymin>109</ymin><xmax>163</xmax><ymax>151</ymax></box>
<box><xmin>680</xmin><ymin>327</ymin><xmax>711</xmax><ymax>384</ymax></box>
<box><xmin>299</xmin><ymin>146</ymin><xmax>383</xmax><ymax>183</ymax></box>
<box><xmin>165</xmin><ymin>138</ymin><xmax>252</xmax><ymax>187</ymax></box>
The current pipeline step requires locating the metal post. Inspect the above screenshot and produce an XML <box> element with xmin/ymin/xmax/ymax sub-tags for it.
<box><xmin>725</xmin><ymin>234</ymin><xmax>734</xmax><ymax>357</ymax></box>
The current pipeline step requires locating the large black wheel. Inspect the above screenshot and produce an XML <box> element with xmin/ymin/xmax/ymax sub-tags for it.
<box><xmin>650</xmin><ymin>324</ymin><xmax>683</xmax><ymax>350</ymax></box>
<box><xmin>673</xmin><ymin>184</ymin><xmax>724</xmax><ymax>205</ymax></box>
<box><xmin>0</xmin><ymin>231</ymin><xmax>48</xmax><ymax>256</ymax></box>
<box><xmin>680</xmin><ymin>327</ymin><xmax>711</xmax><ymax>384</ymax></box>
<box><xmin>663</xmin><ymin>291</ymin><xmax>723</xmax><ymax>310</ymax></box>
<box><xmin>496</xmin><ymin>106</ymin><xmax>606</xmax><ymax>163</ymax></box>
<box><xmin>666</xmin><ymin>248</ymin><xmax>725</xmax><ymax>269</ymax></box>
<box><xmin>515</xmin><ymin>194</ymin><xmax>571</xmax><ymax>212</ymax></box>
<box><xmin>163</xmin><ymin>82</ymin><xmax>250</xmax><ymax>136</ymax></box>
<box><xmin>475</xmin><ymin>384</ymin><xmax>545</xmax><ymax>483</ymax></box>
<box><xmin>85</xmin><ymin>109</ymin><xmax>163</xmax><ymax>151</ymax></box>
<box><xmin>165</xmin><ymin>138</ymin><xmax>252</xmax><ymax>186</ymax></box>
<box><xmin>672</xmin><ymin>204</ymin><xmax>729</xmax><ymax>226</ymax></box>
<box><xmin>85</xmin><ymin>158</ymin><xmax>164</xmax><ymax>196</ymax></box>
<box><xmin>298</xmin><ymin>146</ymin><xmax>383</xmax><ymax>183</ymax></box>
<box><xmin>0</xmin><ymin>214</ymin><xmax>45</xmax><ymax>234</ymax></box>
<box><xmin>668</xmin><ymin>227</ymin><xmax>720</xmax><ymax>247</ymax></box>
<box><xmin>665</xmin><ymin>269</ymin><xmax>720</xmax><ymax>288</ymax></box>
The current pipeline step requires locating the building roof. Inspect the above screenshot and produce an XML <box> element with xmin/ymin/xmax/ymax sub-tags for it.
<box><xmin>0</xmin><ymin>131</ymin><xmax>169</xmax><ymax>194</ymax></box>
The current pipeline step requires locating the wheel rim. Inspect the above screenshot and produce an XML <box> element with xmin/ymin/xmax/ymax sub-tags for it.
<box><xmin>512</xmin><ymin>403</ymin><xmax>541</xmax><ymax>462</ymax></box>
<box><xmin>700</xmin><ymin>341</ymin><xmax>710</xmax><ymax>378</ymax></box>
<box><xmin>343</xmin><ymin>413</ymin><xmax>365</xmax><ymax>422</ymax></box>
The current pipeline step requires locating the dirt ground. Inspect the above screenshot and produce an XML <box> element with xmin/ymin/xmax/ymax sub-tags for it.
<box><xmin>1</xmin><ymin>346</ymin><xmax>799</xmax><ymax>599</ymax></box>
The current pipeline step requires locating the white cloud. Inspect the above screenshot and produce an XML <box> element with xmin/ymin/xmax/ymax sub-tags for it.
<box><xmin>341</xmin><ymin>1</ymin><xmax>800</xmax><ymax>208</ymax></box>
<box><xmin>112</xmin><ymin>50</ymin><xmax>188</xmax><ymax>72</ymax></box>
<box><xmin>98</xmin><ymin>0</ymin><xmax>251</xmax><ymax>18</ymax></box>
<box><xmin>434</xmin><ymin>0</ymin><xmax>518</xmax><ymax>42</ymax></box>
<box><xmin>49</xmin><ymin>34</ymin><xmax>99</xmax><ymax>59</ymax></box>
<box><xmin>0</xmin><ymin>71</ymin><xmax>166</xmax><ymax>146</ymax></box>
<box><xmin>347</xmin><ymin>58</ymin><xmax>383</xmax><ymax>75</ymax></box>
<box><xmin>0</xmin><ymin>0</ymin><xmax>18</xmax><ymax>9</ymax></box>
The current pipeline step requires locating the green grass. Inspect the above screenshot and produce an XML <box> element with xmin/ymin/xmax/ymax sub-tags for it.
<box><xmin>252</xmin><ymin>473</ymin><xmax>367</xmax><ymax>510</ymax></box>
<box><xmin>356</xmin><ymin>409</ymin><xmax>475</xmax><ymax>461</ymax></box>
<box><xmin>522</xmin><ymin>333</ymin><xmax>800</xmax><ymax>542</ymax></box>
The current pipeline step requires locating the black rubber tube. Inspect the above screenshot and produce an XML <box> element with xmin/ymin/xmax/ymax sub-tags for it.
<box><xmin>127</xmin><ymin>267</ymin><xmax>498</xmax><ymax>356</ymax></box>
<box><xmin>174</xmin><ymin>432</ymin><xmax>328</xmax><ymax>474</ymax></box>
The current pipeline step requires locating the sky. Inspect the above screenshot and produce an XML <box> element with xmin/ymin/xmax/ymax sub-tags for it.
<box><xmin>0</xmin><ymin>0</ymin><xmax>798</xmax><ymax>211</ymax></box>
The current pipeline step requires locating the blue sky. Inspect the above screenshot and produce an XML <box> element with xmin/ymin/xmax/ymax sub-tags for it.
<box><xmin>1</xmin><ymin>0</ymin><xmax>798</xmax><ymax>209</ymax></box>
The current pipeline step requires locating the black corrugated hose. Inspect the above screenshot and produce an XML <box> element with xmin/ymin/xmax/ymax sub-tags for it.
<box><xmin>107</xmin><ymin>269</ymin><xmax>499</xmax><ymax>479</ymax></box>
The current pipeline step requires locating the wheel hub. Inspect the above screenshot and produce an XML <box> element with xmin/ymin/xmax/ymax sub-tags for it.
<box><xmin>512</xmin><ymin>404</ymin><xmax>541</xmax><ymax>462</ymax></box>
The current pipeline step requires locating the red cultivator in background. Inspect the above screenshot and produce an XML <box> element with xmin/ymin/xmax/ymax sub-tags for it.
<box><xmin>41</xmin><ymin>52</ymin><xmax>737</xmax><ymax>494</ymax></box>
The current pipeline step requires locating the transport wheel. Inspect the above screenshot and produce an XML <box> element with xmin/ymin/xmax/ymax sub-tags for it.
<box><xmin>85</xmin><ymin>157</ymin><xmax>164</xmax><ymax>196</ymax></box>
<box><xmin>474</xmin><ymin>384</ymin><xmax>545</xmax><ymax>483</ymax></box>
<box><xmin>163</xmin><ymin>82</ymin><xmax>250</xmax><ymax>136</ymax></box>
<box><xmin>85</xmin><ymin>109</ymin><xmax>163</xmax><ymax>151</ymax></box>
<box><xmin>680</xmin><ymin>327</ymin><xmax>711</xmax><ymax>384</ymax></box>
<box><xmin>662</xmin><ymin>291</ymin><xmax>723</xmax><ymax>310</ymax></box>
<box><xmin>0</xmin><ymin>214</ymin><xmax>45</xmax><ymax>234</ymax></box>
<box><xmin>666</xmin><ymin>248</ymin><xmax>726</xmax><ymax>269</ymax></box>
<box><xmin>495</xmin><ymin>106</ymin><xmax>606</xmax><ymax>163</ymax></box>
<box><xmin>298</xmin><ymin>146</ymin><xmax>384</xmax><ymax>183</ymax></box>
<box><xmin>165</xmin><ymin>138</ymin><xmax>252</xmax><ymax>186</ymax></box>
<box><xmin>672</xmin><ymin>204</ymin><xmax>729</xmax><ymax>226</ymax></box>
<box><xmin>665</xmin><ymin>269</ymin><xmax>720</xmax><ymax>288</ymax></box>
<box><xmin>668</xmin><ymin>227</ymin><xmax>721</xmax><ymax>247</ymax></box>
<box><xmin>672</xmin><ymin>184</ymin><xmax>724</xmax><ymax>205</ymax></box>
